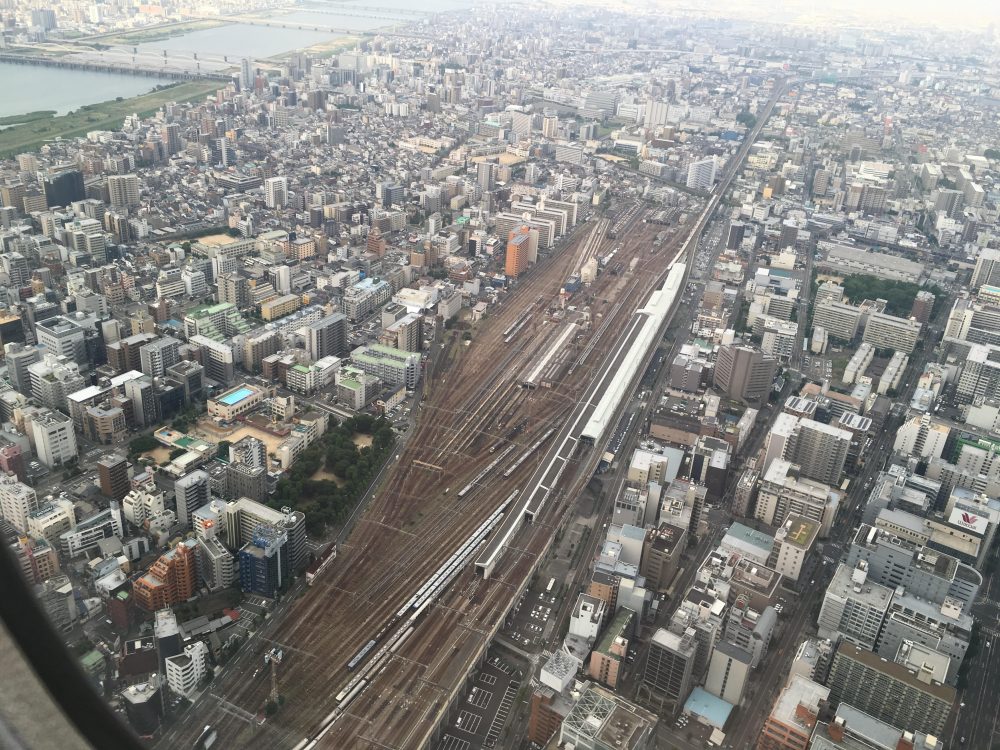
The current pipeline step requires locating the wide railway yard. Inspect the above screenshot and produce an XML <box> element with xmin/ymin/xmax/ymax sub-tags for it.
<box><xmin>156</xmin><ymin>76</ymin><xmax>787</xmax><ymax>750</ymax></box>
<box><xmin>162</xmin><ymin>200</ymin><xmax>694</xmax><ymax>750</ymax></box>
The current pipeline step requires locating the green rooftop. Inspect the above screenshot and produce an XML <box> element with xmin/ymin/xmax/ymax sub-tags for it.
<box><xmin>595</xmin><ymin>607</ymin><xmax>634</xmax><ymax>657</ymax></box>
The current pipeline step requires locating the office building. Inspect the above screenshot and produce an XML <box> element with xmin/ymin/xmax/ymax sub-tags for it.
<box><xmin>30</xmin><ymin>410</ymin><xmax>78</xmax><ymax>468</ymax></box>
<box><xmin>846</xmin><ymin>524</ymin><xmax>981</xmax><ymax>614</ymax></box>
<box><xmin>640</xmin><ymin>523</ymin><xmax>686</xmax><ymax>592</ymax></box>
<box><xmin>757</xmin><ymin>675</ymin><xmax>829</xmax><ymax>750</ymax></box>
<box><xmin>34</xmin><ymin>316</ymin><xmax>87</xmax><ymax>365</ymax></box>
<box><xmin>826</xmin><ymin>642</ymin><xmax>953</xmax><ymax>737</ymax></box>
<box><xmin>810</xmin><ymin>703</ymin><xmax>944</xmax><ymax>750</ymax></box>
<box><xmin>704</xmin><ymin>641</ymin><xmax>753</xmax><ymax>706</ymax></box>
<box><xmin>98</xmin><ymin>455</ymin><xmax>130</xmax><ymax>501</ymax></box>
<box><xmin>5</xmin><ymin>343</ymin><xmax>40</xmax><ymax>395</ymax></box>
<box><xmin>239</xmin><ymin>524</ymin><xmax>290</xmax><ymax>597</ymax></box>
<box><xmin>771</xmin><ymin>515</ymin><xmax>819</xmax><ymax>581</ymax></box>
<box><xmin>817</xmin><ymin>563</ymin><xmax>894</xmax><ymax>650</ymax></box>
<box><xmin>640</xmin><ymin>627</ymin><xmax>696</xmax><ymax>713</ymax></box>
<box><xmin>713</xmin><ymin>345</ymin><xmax>777</xmax><ymax>402</ymax></box>
<box><xmin>165</xmin><ymin>641</ymin><xmax>209</xmax><ymax>699</ymax></box>
<box><xmin>559</xmin><ymin>682</ymin><xmax>656</xmax><ymax>750</ymax></box>
<box><xmin>0</xmin><ymin>472</ymin><xmax>38</xmax><ymax>533</ymax></box>
<box><xmin>223</xmin><ymin>498</ymin><xmax>307</xmax><ymax>573</ymax></box>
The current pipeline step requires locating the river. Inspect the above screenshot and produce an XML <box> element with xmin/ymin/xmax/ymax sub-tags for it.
<box><xmin>0</xmin><ymin>62</ymin><xmax>173</xmax><ymax>120</ymax></box>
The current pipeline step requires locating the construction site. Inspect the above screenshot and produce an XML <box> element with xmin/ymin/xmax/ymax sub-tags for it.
<box><xmin>166</xmin><ymin>199</ymin><xmax>698</xmax><ymax>749</ymax></box>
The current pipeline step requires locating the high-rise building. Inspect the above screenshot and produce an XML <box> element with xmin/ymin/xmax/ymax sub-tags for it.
<box><xmin>810</xmin><ymin>703</ymin><xmax>944</xmax><ymax>750</ymax></box>
<box><xmin>713</xmin><ymin>345</ymin><xmax>777</xmax><ymax>402</ymax></box>
<box><xmin>138</xmin><ymin>336</ymin><xmax>180</xmax><ymax>379</ymax></box>
<box><xmin>0</xmin><ymin>472</ymin><xmax>38</xmax><ymax>533</ymax></box>
<box><xmin>686</xmin><ymin>157</ymin><xmax>717</xmax><ymax>191</ymax></box>
<box><xmin>477</xmin><ymin>161</ymin><xmax>498</xmax><ymax>191</ymax></box>
<box><xmin>264</xmin><ymin>177</ymin><xmax>288</xmax><ymax>209</ymax></box>
<box><xmin>43</xmin><ymin>169</ymin><xmax>85</xmax><ymax>208</ymax></box>
<box><xmin>223</xmin><ymin>498</ymin><xmax>307</xmax><ymax>572</ymax></box>
<box><xmin>862</xmin><ymin>312</ymin><xmax>922</xmax><ymax>354</ymax></box>
<box><xmin>892</xmin><ymin>413</ymin><xmax>950</xmax><ymax>459</ymax></box>
<box><xmin>704</xmin><ymin>641</ymin><xmax>753</xmax><ymax>705</ymax></box>
<box><xmin>640</xmin><ymin>627</ymin><xmax>696</xmax><ymax>713</ymax></box>
<box><xmin>5</xmin><ymin>343</ymin><xmax>40</xmax><ymax>395</ymax></box>
<box><xmin>782</xmin><ymin>418</ymin><xmax>852</xmax><ymax>486</ymax></box>
<box><xmin>239</xmin><ymin>524</ymin><xmax>289</xmax><ymax>597</ymax></box>
<box><xmin>107</xmin><ymin>174</ymin><xmax>140</xmax><ymax>209</ymax></box>
<box><xmin>30</xmin><ymin>410</ymin><xmax>78</xmax><ymax>468</ymax></box>
<box><xmin>217</xmin><ymin>272</ymin><xmax>250</xmax><ymax>309</ymax></box>
<box><xmin>132</xmin><ymin>540</ymin><xmax>198</xmax><ymax>611</ymax></box>
<box><xmin>175</xmin><ymin>470</ymin><xmax>210</xmax><ymax>529</ymax></box>
<box><xmin>306</xmin><ymin>313</ymin><xmax>348</xmax><ymax>360</ymax></box>
<box><xmin>505</xmin><ymin>225</ymin><xmax>539</xmax><ymax>278</ymax></box>
<box><xmin>971</xmin><ymin>247</ymin><xmax>1000</xmax><ymax>290</ymax></box>
<box><xmin>826</xmin><ymin>642</ymin><xmax>954</xmax><ymax>737</ymax></box>
<box><xmin>755</xmin><ymin>460</ymin><xmax>839</xmax><ymax>537</ymax></box>
<box><xmin>97</xmin><ymin>454</ymin><xmax>130</xmax><ymax>501</ymax></box>
<box><xmin>846</xmin><ymin>524</ymin><xmax>980</xmax><ymax>614</ymax></box>
<box><xmin>817</xmin><ymin>562</ymin><xmax>894</xmax><ymax>649</ymax></box>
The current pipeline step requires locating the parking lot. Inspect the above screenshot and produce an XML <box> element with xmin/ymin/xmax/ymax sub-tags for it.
<box><xmin>502</xmin><ymin>584</ymin><xmax>558</xmax><ymax>651</ymax></box>
<box><xmin>801</xmin><ymin>354</ymin><xmax>833</xmax><ymax>381</ymax></box>
<box><xmin>436</xmin><ymin>653</ymin><xmax>522</xmax><ymax>750</ymax></box>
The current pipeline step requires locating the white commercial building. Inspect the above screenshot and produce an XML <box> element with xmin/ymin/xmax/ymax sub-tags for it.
<box><xmin>165</xmin><ymin>641</ymin><xmax>209</xmax><ymax>698</ymax></box>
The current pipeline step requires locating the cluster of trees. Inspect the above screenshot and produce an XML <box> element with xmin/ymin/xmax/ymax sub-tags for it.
<box><xmin>842</xmin><ymin>274</ymin><xmax>920</xmax><ymax>317</ymax></box>
<box><xmin>128</xmin><ymin>434</ymin><xmax>159</xmax><ymax>458</ymax></box>
<box><xmin>268</xmin><ymin>414</ymin><xmax>396</xmax><ymax>536</ymax></box>
<box><xmin>736</xmin><ymin>110</ymin><xmax>757</xmax><ymax>128</ymax></box>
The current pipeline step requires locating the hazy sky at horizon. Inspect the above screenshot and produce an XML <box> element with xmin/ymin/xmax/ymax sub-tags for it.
<box><xmin>611</xmin><ymin>0</ymin><xmax>1000</xmax><ymax>30</ymax></box>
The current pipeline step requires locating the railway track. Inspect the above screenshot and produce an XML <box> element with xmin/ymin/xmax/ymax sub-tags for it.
<box><xmin>166</xmin><ymin>216</ymin><xmax>684</xmax><ymax>750</ymax></box>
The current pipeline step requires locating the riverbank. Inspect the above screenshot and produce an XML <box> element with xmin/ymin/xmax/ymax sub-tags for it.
<box><xmin>90</xmin><ymin>19</ymin><xmax>227</xmax><ymax>46</ymax></box>
<box><xmin>0</xmin><ymin>79</ymin><xmax>220</xmax><ymax>157</ymax></box>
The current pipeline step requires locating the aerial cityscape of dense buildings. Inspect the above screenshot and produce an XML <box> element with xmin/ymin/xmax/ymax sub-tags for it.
<box><xmin>1</xmin><ymin>0</ymin><xmax>1000</xmax><ymax>748</ymax></box>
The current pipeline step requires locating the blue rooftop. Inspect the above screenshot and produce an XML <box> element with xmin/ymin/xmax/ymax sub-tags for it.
<box><xmin>684</xmin><ymin>687</ymin><xmax>733</xmax><ymax>729</ymax></box>
<box><xmin>724</xmin><ymin>522</ymin><xmax>774</xmax><ymax>554</ymax></box>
